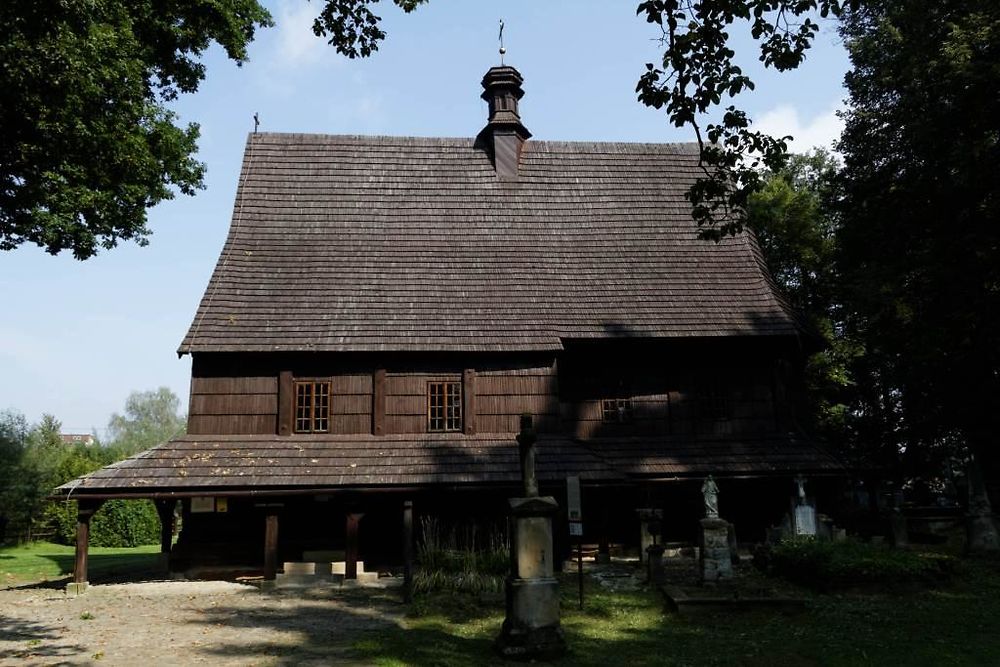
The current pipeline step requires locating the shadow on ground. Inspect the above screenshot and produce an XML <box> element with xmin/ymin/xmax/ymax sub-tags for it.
<box><xmin>0</xmin><ymin>615</ymin><xmax>86</xmax><ymax>661</ymax></box>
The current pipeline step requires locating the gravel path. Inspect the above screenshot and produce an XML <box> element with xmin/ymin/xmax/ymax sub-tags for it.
<box><xmin>0</xmin><ymin>580</ymin><xmax>404</xmax><ymax>666</ymax></box>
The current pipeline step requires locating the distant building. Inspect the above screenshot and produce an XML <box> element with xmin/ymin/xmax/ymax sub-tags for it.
<box><xmin>60</xmin><ymin>433</ymin><xmax>95</xmax><ymax>446</ymax></box>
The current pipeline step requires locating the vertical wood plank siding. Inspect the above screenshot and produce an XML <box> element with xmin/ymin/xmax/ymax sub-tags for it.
<box><xmin>476</xmin><ymin>366</ymin><xmax>560</xmax><ymax>433</ymax></box>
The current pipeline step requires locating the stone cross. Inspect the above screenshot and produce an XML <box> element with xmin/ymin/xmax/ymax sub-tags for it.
<box><xmin>701</xmin><ymin>475</ymin><xmax>719</xmax><ymax>518</ymax></box>
<box><xmin>517</xmin><ymin>414</ymin><xmax>539</xmax><ymax>498</ymax></box>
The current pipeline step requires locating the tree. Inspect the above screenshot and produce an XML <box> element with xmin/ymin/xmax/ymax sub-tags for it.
<box><xmin>747</xmin><ymin>150</ymin><xmax>859</xmax><ymax>444</ymax></box>
<box><xmin>0</xmin><ymin>410</ymin><xmax>30</xmax><ymax>542</ymax></box>
<box><xmin>106</xmin><ymin>387</ymin><xmax>186</xmax><ymax>455</ymax></box>
<box><xmin>835</xmin><ymin>0</ymin><xmax>1000</xmax><ymax>548</ymax></box>
<box><xmin>0</xmin><ymin>1</ymin><xmax>273</xmax><ymax>258</ymax></box>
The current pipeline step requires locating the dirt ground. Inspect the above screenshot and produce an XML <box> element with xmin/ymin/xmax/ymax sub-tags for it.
<box><xmin>0</xmin><ymin>580</ymin><xmax>404</xmax><ymax>666</ymax></box>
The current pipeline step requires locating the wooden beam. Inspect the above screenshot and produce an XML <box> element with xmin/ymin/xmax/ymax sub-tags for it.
<box><xmin>463</xmin><ymin>368</ymin><xmax>476</xmax><ymax>435</ymax></box>
<box><xmin>264</xmin><ymin>512</ymin><xmax>279</xmax><ymax>580</ymax></box>
<box><xmin>373</xmin><ymin>368</ymin><xmax>386</xmax><ymax>435</ymax></box>
<box><xmin>403</xmin><ymin>500</ymin><xmax>414</xmax><ymax>602</ymax></box>
<box><xmin>345</xmin><ymin>512</ymin><xmax>363</xmax><ymax>579</ymax></box>
<box><xmin>277</xmin><ymin>370</ymin><xmax>293</xmax><ymax>435</ymax></box>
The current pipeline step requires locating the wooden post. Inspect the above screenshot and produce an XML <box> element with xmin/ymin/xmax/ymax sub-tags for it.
<box><xmin>277</xmin><ymin>370</ymin><xmax>294</xmax><ymax>436</ymax></box>
<box><xmin>403</xmin><ymin>500</ymin><xmax>414</xmax><ymax>602</ymax></box>
<box><xmin>373</xmin><ymin>368</ymin><xmax>386</xmax><ymax>435</ymax></box>
<box><xmin>155</xmin><ymin>500</ymin><xmax>175</xmax><ymax>555</ymax></box>
<box><xmin>72</xmin><ymin>501</ymin><xmax>101</xmax><ymax>590</ymax></box>
<box><xmin>346</xmin><ymin>512</ymin><xmax>363</xmax><ymax>579</ymax></box>
<box><xmin>463</xmin><ymin>369</ymin><xmax>476</xmax><ymax>435</ymax></box>
<box><xmin>264</xmin><ymin>511</ymin><xmax>279</xmax><ymax>580</ymax></box>
<box><xmin>598</xmin><ymin>505</ymin><xmax>611</xmax><ymax>562</ymax></box>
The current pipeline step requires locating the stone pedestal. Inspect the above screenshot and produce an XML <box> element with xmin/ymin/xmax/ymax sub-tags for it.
<box><xmin>496</xmin><ymin>496</ymin><xmax>566</xmax><ymax>660</ymax></box>
<box><xmin>966</xmin><ymin>512</ymin><xmax>1000</xmax><ymax>553</ymax></box>
<box><xmin>699</xmin><ymin>518</ymin><xmax>733</xmax><ymax>584</ymax></box>
<box><xmin>637</xmin><ymin>508</ymin><xmax>662</xmax><ymax>564</ymax></box>
<box><xmin>646</xmin><ymin>544</ymin><xmax>666</xmax><ymax>585</ymax></box>
<box><xmin>889</xmin><ymin>512</ymin><xmax>909</xmax><ymax>548</ymax></box>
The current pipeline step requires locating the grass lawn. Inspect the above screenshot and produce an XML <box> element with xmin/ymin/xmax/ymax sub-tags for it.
<box><xmin>0</xmin><ymin>541</ymin><xmax>161</xmax><ymax>588</ymax></box>
<box><xmin>352</xmin><ymin>557</ymin><xmax>1000</xmax><ymax>666</ymax></box>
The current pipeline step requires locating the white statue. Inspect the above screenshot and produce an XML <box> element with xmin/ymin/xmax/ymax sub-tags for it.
<box><xmin>794</xmin><ymin>475</ymin><xmax>808</xmax><ymax>505</ymax></box>
<box><xmin>701</xmin><ymin>475</ymin><xmax>719</xmax><ymax>518</ymax></box>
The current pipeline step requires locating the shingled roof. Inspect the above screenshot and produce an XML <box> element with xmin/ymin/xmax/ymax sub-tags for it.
<box><xmin>56</xmin><ymin>434</ymin><xmax>622</xmax><ymax>495</ymax></box>
<box><xmin>55</xmin><ymin>432</ymin><xmax>841</xmax><ymax>498</ymax></box>
<box><xmin>178</xmin><ymin>133</ymin><xmax>800</xmax><ymax>354</ymax></box>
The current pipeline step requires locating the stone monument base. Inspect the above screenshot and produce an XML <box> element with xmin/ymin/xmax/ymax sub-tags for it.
<box><xmin>495</xmin><ymin>577</ymin><xmax>566</xmax><ymax>659</ymax></box>
<box><xmin>699</xmin><ymin>518</ymin><xmax>733</xmax><ymax>584</ymax></box>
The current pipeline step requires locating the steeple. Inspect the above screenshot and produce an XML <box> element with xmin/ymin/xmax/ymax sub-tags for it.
<box><xmin>477</xmin><ymin>65</ymin><xmax>531</xmax><ymax>179</ymax></box>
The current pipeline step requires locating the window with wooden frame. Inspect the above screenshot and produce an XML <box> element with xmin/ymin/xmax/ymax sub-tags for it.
<box><xmin>294</xmin><ymin>380</ymin><xmax>330</xmax><ymax>433</ymax></box>
<box><xmin>601</xmin><ymin>398</ymin><xmax>634</xmax><ymax>424</ymax></box>
<box><xmin>427</xmin><ymin>381</ymin><xmax>462</xmax><ymax>432</ymax></box>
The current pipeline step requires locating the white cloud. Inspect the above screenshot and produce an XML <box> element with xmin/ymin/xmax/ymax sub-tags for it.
<box><xmin>274</xmin><ymin>0</ymin><xmax>328</xmax><ymax>67</ymax></box>
<box><xmin>755</xmin><ymin>104</ymin><xmax>844</xmax><ymax>154</ymax></box>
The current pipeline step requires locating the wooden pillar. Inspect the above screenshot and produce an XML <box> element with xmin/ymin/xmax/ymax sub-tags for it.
<box><xmin>463</xmin><ymin>368</ymin><xmax>476</xmax><ymax>435</ymax></box>
<box><xmin>403</xmin><ymin>500</ymin><xmax>414</xmax><ymax>602</ymax></box>
<box><xmin>278</xmin><ymin>370</ymin><xmax>294</xmax><ymax>436</ymax></box>
<box><xmin>373</xmin><ymin>368</ymin><xmax>386</xmax><ymax>435</ymax></box>
<box><xmin>264</xmin><ymin>511</ymin><xmax>279</xmax><ymax>580</ymax></box>
<box><xmin>155</xmin><ymin>500</ymin><xmax>176</xmax><ymax>554</ymax></box>
<box><xmin>598</xmin><ymin>504</ymin><xmax>611</xmax><ymax>560</ymax></box>
<box><xmin>346</xmin><ymin>512</ymin><xmax>363</xmax><ymax>579</ymax></box>
<box><xmin>74</xmin><ymin>501</ymin><xmax>101</xmax><ymax>585</ymax></box>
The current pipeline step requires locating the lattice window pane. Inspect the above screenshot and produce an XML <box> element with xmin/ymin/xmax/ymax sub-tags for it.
<box><xmin>295</xmin><ymin>382</ymin><xmax>313</xmax><ymax>432</ymax></box>
<box><xmin>601</xmin><ymin>398</ymin><xmax>634</xmax><ymax>423</ymax></box>
<box><xmin>294</xmin><ymin>380</ymin><xmax>331</xmax><ymax>433</ymax></box>
<box><xmin>446</xmin><ymin>382</ymin><xmax>462</xmax><ymax>431</ymax></box>
<box><xmin>429</xmin><ymin>382</ymin><xmax>445</xmax><ymax>431</ymax></box>
<box><xmin>428</xmin><ymin>381</ymin><xmax>462</xmax><ymax>432</ymax></box>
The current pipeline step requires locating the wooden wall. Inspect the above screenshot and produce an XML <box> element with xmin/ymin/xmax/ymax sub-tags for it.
<box><xmin>188</xmin><ymin>376</ymin><xmax>277</xmax><ymax>435</ymax></box>
<box><xmin>477</xmin><ymin>366</ymin><xmax>559</xmax><ymax>433</ymax></box>
<box><xmin>186</xmin><ymin>342</ymin><xmax>795</xmax><ymax>438</ymax></box>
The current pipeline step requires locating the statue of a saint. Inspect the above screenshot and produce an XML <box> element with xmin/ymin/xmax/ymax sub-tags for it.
<box><xmin>794</xmin><ymin>475</ymin><xmax>807</xmax><ymax>505</ymax></box>
<box><xmin>701</xmin><ymin>475</ymin><xmax>719</xmax><ymax>518</ymax></box>
<box><xmin>517</xmin><ymin>414</ymin><xmax>538</xmax><ymax>497</ymax></box>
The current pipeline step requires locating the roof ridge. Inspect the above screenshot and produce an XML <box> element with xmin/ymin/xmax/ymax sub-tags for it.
<box><xmin>247</xmin><ymin>132</ymin><xmax>700</xmax><ymax>152</ymax></box>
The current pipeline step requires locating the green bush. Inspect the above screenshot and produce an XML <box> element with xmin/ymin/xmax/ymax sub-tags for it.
<box><xmin>44</xmin><ymin>499</ymin><xmax>161</xmax><ymax>548</ymax></box>
<box><xmin>758</xmin><ymin>537</ymin><xmax>955</xmax><ymax>589</ymax></box>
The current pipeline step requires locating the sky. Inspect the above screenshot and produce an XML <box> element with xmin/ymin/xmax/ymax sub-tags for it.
<box><xmin>0</xmin><ymin>0</ymin><xmax>850</xmax><ymax>437</ymax></box>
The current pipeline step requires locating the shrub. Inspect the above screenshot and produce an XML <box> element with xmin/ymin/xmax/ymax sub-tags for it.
<box><xmin>758</xmin><ymin>537</ymin><xmax>955</xmax><ymax>589</ymax></box>
<box><xmin>44</xmin><ymin>499</ymin><xmax>161</xmax><ymax>548</ymax></box>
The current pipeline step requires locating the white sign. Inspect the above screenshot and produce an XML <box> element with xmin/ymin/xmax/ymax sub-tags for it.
<box><xmin>191</xmin><ymin>497</ymin><xmax>215</xmax><ymax>513</ymax></box>
<box><xmin>566</xmin><ymin>475</ymin><xmax>582</xmax><ymax>522</ymax></box>
<box><xmin>569</xmin><ymin>521</ymin><xmax>583</xmax><ymax>536</ymax></box>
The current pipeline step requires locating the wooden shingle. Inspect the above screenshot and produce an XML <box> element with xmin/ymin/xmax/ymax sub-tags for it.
<box><xmin>178</xmin><ymin>135</ymin><xmax>801</xmax><ymax>354</ymax></box>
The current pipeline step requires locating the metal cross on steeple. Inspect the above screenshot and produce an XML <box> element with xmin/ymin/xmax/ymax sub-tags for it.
<box><xmin>499</xmin><ymin>19</ymin><xmax>506</xmax><ymax>65</ymax></box>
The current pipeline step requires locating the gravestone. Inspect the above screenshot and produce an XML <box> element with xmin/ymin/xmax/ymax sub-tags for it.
<box><xmin>496</xmin><ymin>416</ymin><xmax>566</xmax><ymax>659</ymax></box>
<box><xmin>792</xmin><ymin>476</ymin><xmax>818</xmax><ymax>537</ymax></box>
<box><xmin>793</xmin><ymin>504</ymin><xmax>818</xmax><ymax>536</ymax></box>
<box><xmin>698</xmin><ymin>476</ymin><xmax>733</xmax><ymax>583</ymax></box>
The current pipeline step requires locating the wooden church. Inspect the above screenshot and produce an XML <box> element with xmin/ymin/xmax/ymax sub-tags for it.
<box><xmin>57</xmin><ymin>64</ymin><xmax>839</xmax><ymax>583</ymax></box>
